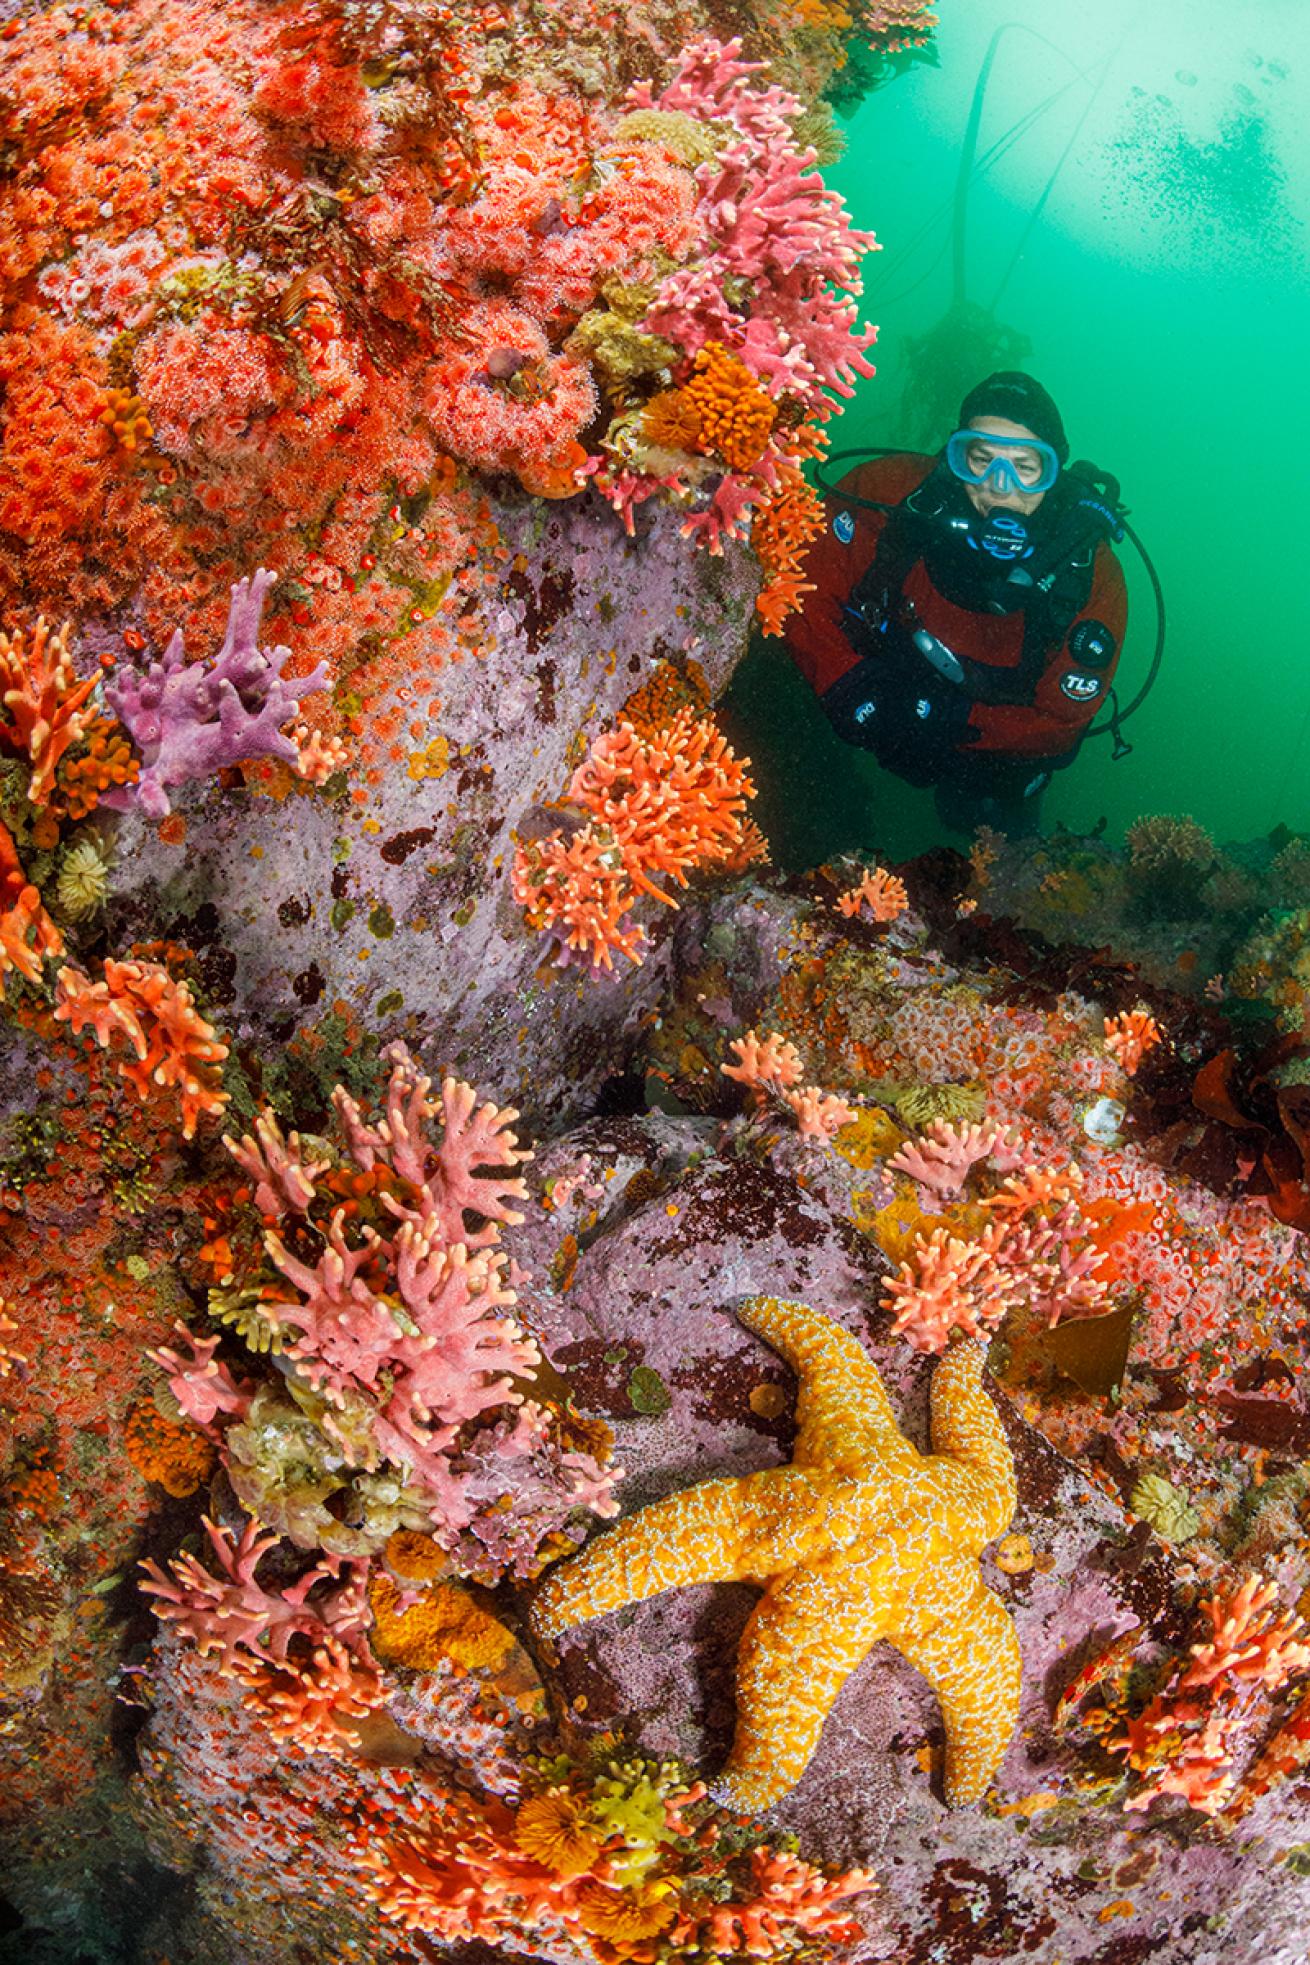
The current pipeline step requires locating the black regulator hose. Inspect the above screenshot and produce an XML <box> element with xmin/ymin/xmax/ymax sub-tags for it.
<box><xmin>810</xmin><ymin>447</ymin><xmax>1166</xmax><ymax>750</ymax></box>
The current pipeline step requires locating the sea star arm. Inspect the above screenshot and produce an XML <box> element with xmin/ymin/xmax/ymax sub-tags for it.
<box><xmin>893</xmin><ymin>1560</ymin><xmax>1023</xmax><ymax>1806</ymax></box>
<box><xmin>737</xmin><ymin>1296</ymin><xmax>912</xmax><ymax>1474</ymax></box>
<box><xmin>928</xmin><ymin>1339</ymin><xmax>1017</xmax><ymax>1545</ymax></box>
<box><xmin>710</xmin><ymin>1548</ymin><xmax>894</xmax><ymax>1815</ymax></box>
<box><xmin>531</xmin><ymin>1468</ymin><xmax>814</xmax><ymax>1641</ymax></box>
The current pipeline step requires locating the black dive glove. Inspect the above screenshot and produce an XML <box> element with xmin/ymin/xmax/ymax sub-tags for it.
<box><xmin>819</xmin><ymin>655</ymin><xmax>978</xmax><ymax>773</ymax></box>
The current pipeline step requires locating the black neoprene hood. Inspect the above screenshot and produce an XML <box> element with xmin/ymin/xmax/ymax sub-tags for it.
<box><xmin>956</xmin><ymin>371</ymin><xmax>1070</xmax><ymax>468</ymax></box>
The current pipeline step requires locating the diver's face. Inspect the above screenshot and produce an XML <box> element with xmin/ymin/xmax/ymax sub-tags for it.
<box><xmin>961</xmin><ymin>417</ymin><xmax>1050</xmax><ymax>518</ymax></box>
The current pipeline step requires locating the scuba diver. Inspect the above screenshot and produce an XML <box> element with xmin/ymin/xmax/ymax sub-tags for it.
<box><xmin>787</xmin><ymin>371</ymin><xmax>1128</xmax><ymax>836</ymax></box>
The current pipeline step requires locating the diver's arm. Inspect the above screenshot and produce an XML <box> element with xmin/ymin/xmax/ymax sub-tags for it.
<box><xmin>963</xmin><ymin>544</ymin><xmax>1128</xmax><ymax>757</ymax></box>
<box><xmin>784</xmin><ymin>472</ymin><xmax>889</xmax><ymax>699</ymax></box>
<box><xmin>783</xmin><ymin>454</ymin><xmax>936</xmax><ymax>703</ymax></box>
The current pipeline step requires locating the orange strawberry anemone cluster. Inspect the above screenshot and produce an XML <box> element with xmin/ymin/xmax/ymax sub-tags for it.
<box><xmin>123</xmin><ymin>1398</ymin><xmax>218</xmax><ymax>1498</ymax></box>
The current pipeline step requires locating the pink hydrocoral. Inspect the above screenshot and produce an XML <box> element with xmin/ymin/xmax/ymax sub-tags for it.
<box><xmin>630</xmin><ymin>39</ymin><xmax>878</xmax><ymax>413</ymax></box>
<box><xmin>150</xmin><ymin>1324</ymin><xmax>252</xmax><ymax>1430</ymax></box>
<box><xmin>882</xmin><ymin>1160</ymin><xmax>1110</xmax><ymax>1351</ymax></box>
<box><xmin>882</xmin><ymin>1223</ymin><xmax>1019</xmax><ymax>1352</ymax></box>
<box><xmin>140</xmin><ymin>1514</ymin><xmax>385</xmax><ymax>1754</ymax></box>
<box><xmin>53</xmin><ymin>955</ymin><xmax>230</xmax><ymax>1139</ymax></box>
<box><xmin>224</xmin><ymin>1109</ymin><xmax>329</xmax><ymax>1218</ymax></box>
<box><xmin>260</xmin><ymin>1212</ymin><xmax>538</xmax><ymax>1503</ymax></box>
<box><xmin>782</xmin><ymin>1084</ymin><xmax>856</xmax><ymax>1140</ymax></box>
<box><xmin>163</xmin><ymin>1044</ymin><xmax>614</xmax><ymax>1577</ymax></box>
<box><xmin>329</xmin><ymin>1045</ymin><xmax>532</xmax><ymax>1249</ymax></box>
<box><xmin>888</xmin><ymin>1118</ymin><xmax>1017</xmax><ymax>1198</ymax></box>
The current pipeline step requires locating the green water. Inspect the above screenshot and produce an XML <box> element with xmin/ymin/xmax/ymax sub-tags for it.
<box><xmin>725</xmin><ymin>0</ymin><xmax>1310</xmax><ymax>869</ymax></box>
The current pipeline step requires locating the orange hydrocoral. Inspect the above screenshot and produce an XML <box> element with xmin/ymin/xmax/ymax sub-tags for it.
<box><xmin>751</xmin><ymin>465</ymin><xmax>826</xmax><ymax>635</ymax></box>
<box><xmin>0</xmin><ymin>615</ymin><xmax>102</xmax><ymax>805</ymax></box>
<box><xmin>513</xmin><ymin>709</ymin><xmax>759</xmax><ymax>971</ymax></box>
<box><xmin>52</xmin><ymin>711</ymin><xmax>139</xmax><ymax>817</ymax></box>
<box><xmin>722</xmin><ymin>1027</ymin><xmax>804</xmax><ymax>1092</ymax></box>
<box><xmin>0</xmin><ymin>885</ymin><xmax>64</xmax><ymax>998</ymax></box>
<box><xmin>698</xmin><ymin>1847</ymin><xmax>875</xmax><ymax>1954</ymax></box>
<box><xmin>52</xmin><ymin>956</ymin><xmax>230</xmax><ymax>1139</ymax></box>
<box><xmin>123</xmin><ymin>1398</ymin><xmax>217</xmax><ymax>1497</ymax></box>
<box><xmin>1104</xmin><ymin>1009</ymin><xmax>1162</xmax><ymax>1077</ymax></box>
<box><xmin>357</xmin><ymin>1787</ymin><xmax>588</xmax><ymax>1942</ymax></box>
<box><xmin>568</xmin><ymin>708</ymin><xmax>754</xmax><ymax>906</ymax></box>
<box><xmin>1111</xmin><ymin>1575</ymin><xmax>1310</xmax><ymax>1816</ymax></box>
<box><xmin>512</xmin><ymin>828</ymin><xmax>645</xmax><ymax>972</ymax></box>
<box><xmin>238</xmin><ymin>1642</ymin><xmax>389</xmax><ymax>1757</ymax></box>
<box><xmin>717</xmin><ymin>815</ymin><xmax>771</xmax><ymax>875</ymax></box>
<box><xmin>680</xmin><ymin>343</ymin><xmax>777</xmax><ymax>471</ymax></box>
<box><xmin>836</xmin><ymin>865</ymin><xmax>908</xmax><ymax>922</ymax></box>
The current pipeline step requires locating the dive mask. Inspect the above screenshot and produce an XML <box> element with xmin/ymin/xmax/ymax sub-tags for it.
<box><xmin>946</xmin><ymin>428</ymin><xmax>1061</xmax><ymax>496</ymax></box>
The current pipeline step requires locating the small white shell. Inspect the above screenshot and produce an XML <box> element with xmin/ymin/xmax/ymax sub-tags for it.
<box><xmin>1081</xmin><ymin>1096</ymin><xmax>1126</xmax><ymax>1147</ymax></box>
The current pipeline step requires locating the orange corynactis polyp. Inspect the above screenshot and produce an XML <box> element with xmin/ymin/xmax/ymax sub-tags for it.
<box><xmin>513</xmin><ymin>1789</ymin><xmax>604</xmax><ymax>1878</ymax></box>
<box><xmin>680</xmin><ymin>343</ymin><xmax>776</xmax><ymax>471</ymax></box>
<box><xmin>123</xmin><ymin>1398</ymin><xmax>218</xmax><ymax>1498</ymax></box>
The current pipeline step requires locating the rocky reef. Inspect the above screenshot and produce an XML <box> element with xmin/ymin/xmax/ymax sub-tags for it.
<box><xmin>5</xmin><ymin>5</ymin><xmax>1310</xmax><ymax>1965</ymax></box>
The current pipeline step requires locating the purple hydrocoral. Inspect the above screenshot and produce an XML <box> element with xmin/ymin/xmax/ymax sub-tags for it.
<box><xmin>105</xmin><ymin>568</ymin><xmax>329</xmax><ymax>817</ymax></box>
<box><xmin>629</xmin><ymin>39</ymin><xmax>879</xmax><ymax>416</ymax></box>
